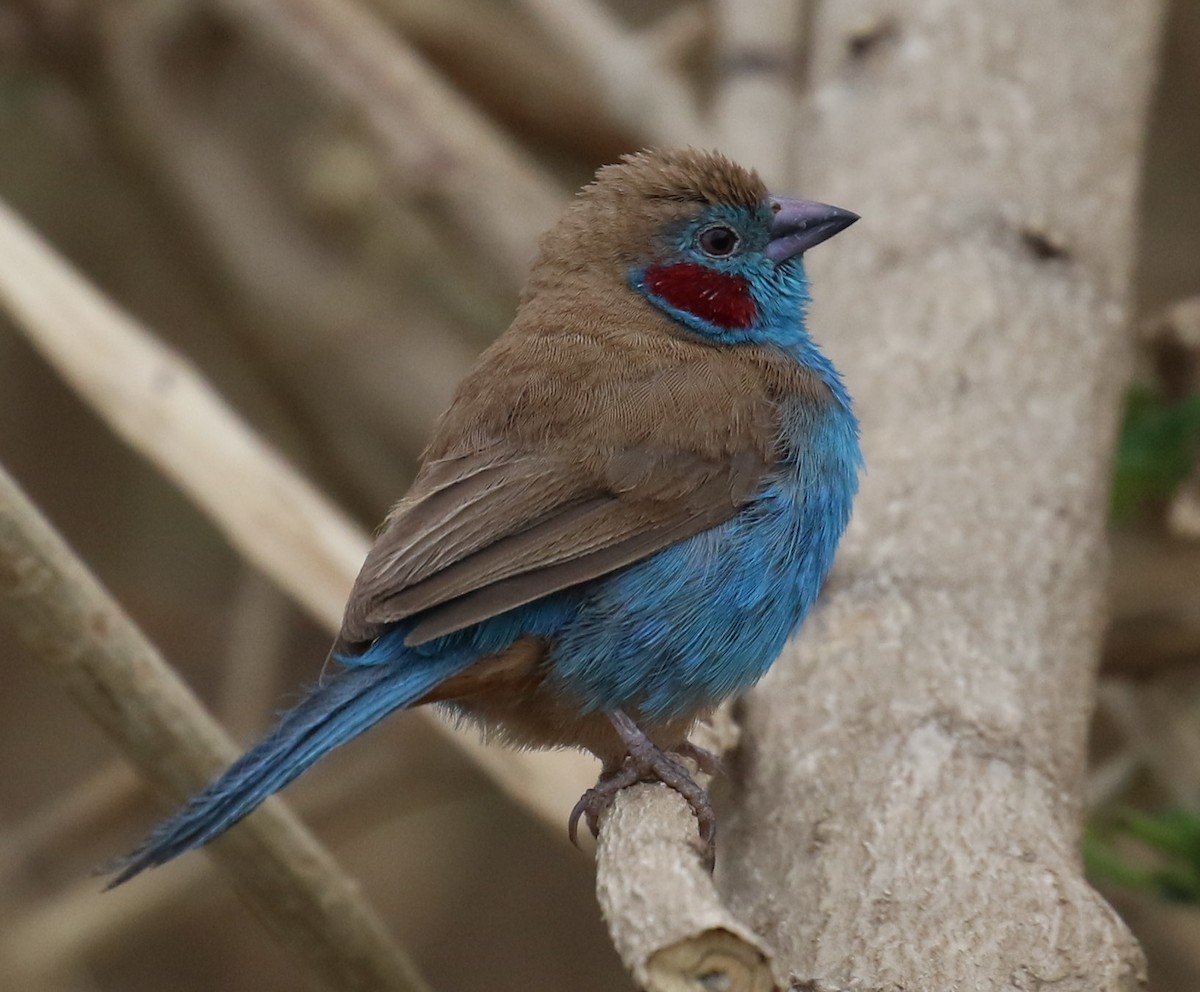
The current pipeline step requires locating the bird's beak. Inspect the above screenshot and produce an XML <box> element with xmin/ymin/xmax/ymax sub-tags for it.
<box><xmin>766</xmin><ymin>197</ymin><xmax>859</xmax><ymax>264</ymax></box>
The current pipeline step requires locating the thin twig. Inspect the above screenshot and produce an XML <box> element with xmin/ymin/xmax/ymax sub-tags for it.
<box><xmin>1098</xmin><ymin>680</ymin><xmax>1200</xmax><ymax>806</ymax></box>
<box><xmin>0</xmin><ymin>461</ymin><xmax>433</xmax><ymax>992</ymax></box>
<box><xmin>212</xmin><ymin>0</ymin><xmax>563</xmax><ymax>292</ymax></box>
<box><xmin>593</xmin><ymin>703</ymin><xmax>769</xmax><ymax>990</ymax></box>
<box><xmin>712</xmin><ymin>0</ymin><xmax>805</xmax><ymax>184</ymax></box>
<box><xmin>514</xmin><ymin>0</ymin><xmax>707</xmax><ymax>148</ymax></box>
<box><xmin>0</xmin><ymin>195</ymin><xmax>597</xmax><ymax>836</ymax></box>
<box><xmin>1086</xmin><ymin>746</ymin><xmax>1140</xmax><ymax>811</ymax></box>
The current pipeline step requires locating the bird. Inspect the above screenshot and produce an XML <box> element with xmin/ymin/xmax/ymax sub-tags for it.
<box><xmin>107</xmin><ymin>148</ymin><xmax>861</xmax><ymax>886</ymax></box>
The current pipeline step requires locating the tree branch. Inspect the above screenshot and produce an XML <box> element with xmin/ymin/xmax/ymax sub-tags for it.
<box><xmin>719</xmin><ymin>3</ymin><xmax>1163</xmax><ymax>986</ymax></box>
<box><xmin>0</xmin><ymin>723</ymin><xmax>468</xmax><ymax>982</ymax></box>
<box><xmin>364</xmin><ymin>0</ymin><xmax>639</xmax><ymax>160</ymax></box>
<box><xmin>0</xmin><ymin>462</ymin><xmax>432</xmax><ymax>992</ymax></box>
<box><xmin>711</xmin><ymin>0</ymin><xmax>807</xmax><ymax>184</ymax></box>
<box><xmin>0</xmin><ymin>195</ymin><xmax>364</xmax><ymax>630</ymax></box>
<box><xmin>100</xmin><ymin>1</ymin><xmax>486</xmax><ymax>461</ymax></box>
<box><xmin>596</xmin><ymin>786</ymin><xmax>777</xmax><ymax>992</ymax></box>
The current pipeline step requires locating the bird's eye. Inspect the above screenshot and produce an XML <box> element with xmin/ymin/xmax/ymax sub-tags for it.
<box><xmin>697</xmin><ymin>225</ymin><xmax>740</xmax><ymax>258</ymax></box>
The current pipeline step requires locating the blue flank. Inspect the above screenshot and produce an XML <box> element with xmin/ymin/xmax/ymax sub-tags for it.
<box><xmin>109</xmin><ymin>199</ymin><xmax>860</xmax><ymax>885</ymax></box>
<box><xmin>546</xmin><ymin>399</ymin><xmax>859</xmax><ymax>720</ymax></box>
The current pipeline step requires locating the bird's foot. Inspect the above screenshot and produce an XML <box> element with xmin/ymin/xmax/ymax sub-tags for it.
<box><xmin>568</xmin><ymin>711</ymin><xmax>717</xmax><ymax>866</ymax></box>
<box><xmin>568</xmin><ymin>762</ymin><xmax>640</xmax><ymax>847</ymax></box>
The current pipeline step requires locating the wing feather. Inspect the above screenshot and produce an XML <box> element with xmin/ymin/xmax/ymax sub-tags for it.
<box><xmin>336</xmin><ymin>449</ymin><xmax>764</xmax><ymax>651</ymax></box>
<box><xmin>405</xmin><ymin>499</ymin><xmax>734</xmax><ymax>645</ymax></box>
<box><xmin>333</xmin><ymin>324</ymin><xmax>814</xmax><ymax>655</ymax></box>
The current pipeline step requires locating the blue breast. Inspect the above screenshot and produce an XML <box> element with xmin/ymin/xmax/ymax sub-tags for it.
<box><xmin>545</xmin><ymin>395</ymin><xmax>861</xmax><ymax>720</ymax></box>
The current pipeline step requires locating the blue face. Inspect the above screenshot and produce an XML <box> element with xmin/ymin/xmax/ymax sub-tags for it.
<box><xmin>629</xmin><ymin>201</ymin><xmax>813</xmax><ymax>348</ymax></box>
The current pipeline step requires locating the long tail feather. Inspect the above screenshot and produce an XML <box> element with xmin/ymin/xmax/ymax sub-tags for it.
<box><xmin>107</xmin><ymin>654</ymin><xmax>465</xmax><ymax>887</ymax></box>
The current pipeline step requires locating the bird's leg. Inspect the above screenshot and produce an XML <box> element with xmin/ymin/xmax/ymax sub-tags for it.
<box><xmin>568</xmin><ymin>709</ymin><xmax>717</xmax><ymax>862</ymax></box>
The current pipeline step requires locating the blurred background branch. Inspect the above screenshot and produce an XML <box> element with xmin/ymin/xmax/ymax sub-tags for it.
<box><xmin>0</xmin><ymin>190</ymin><xmax>596</xmax><ymax>834</ymax></box>
<box><xmin>0</xmin><ymin>461</ymin><xmax>432</xmax><ymax>992</ymax></box>
<box><xmin>513</xmin><ymin>0</ymin><xmax>706</xmax><ymax>147</ymax></box>
<box><xmin>212</xmin><ymin>0</ymin><xmax>565</xmax><ymax>292</ymax></box>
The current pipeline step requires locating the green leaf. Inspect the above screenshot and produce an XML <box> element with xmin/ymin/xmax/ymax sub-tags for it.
<box><xmin>1111</xmin><ymin>387</ymin><xmax>1200</xmax><ymax>520</ymax></box>
<box><xmin>1086</xmin><ymin>807</ymin><xmax>1200</xmax><ymax>904</ymax></box>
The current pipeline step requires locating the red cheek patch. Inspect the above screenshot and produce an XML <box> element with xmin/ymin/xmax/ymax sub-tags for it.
<box><xmin>643</xmin><ymin>262</ymin><xmax>757</xmax><ymax>331</ymax></box>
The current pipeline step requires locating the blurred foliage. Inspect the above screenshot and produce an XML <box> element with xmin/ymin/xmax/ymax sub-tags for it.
<box><xmin>1111</xmin><ymin>386</ymin><xmax>1200</xmax><ymax>520</ymax></box>
<box><xmin>1087</xmin><ymin>808</ymin><xmax>1200</xmax><ymax>905</ymax></box>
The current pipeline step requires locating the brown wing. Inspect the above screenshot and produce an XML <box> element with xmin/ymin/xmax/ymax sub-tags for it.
<box><xmin>335</xmin><ymin>310</ymin><xmax>816</xmax><ymax>654</ymax></box>
<box><xmin>338</xmin><ymin>445</ymin><xmax>766</xmax><ymax>650</ymax></box>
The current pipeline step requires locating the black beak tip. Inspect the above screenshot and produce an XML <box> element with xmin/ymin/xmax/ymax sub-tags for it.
<box><xmin>832</xmin><ymin>207</ymin><xmax>861</xmax><ymax>230</ymax></box>
<box><xmin>766</xmin><ymin>197</ymin><xmax>860</xmax><ymax>264</ymax></box>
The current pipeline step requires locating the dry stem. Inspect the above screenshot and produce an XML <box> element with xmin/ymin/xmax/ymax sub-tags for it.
<box><xmin>0</xmin><ymin>462</ymin><xmax>431</xmax><ymax>992</ymax></box>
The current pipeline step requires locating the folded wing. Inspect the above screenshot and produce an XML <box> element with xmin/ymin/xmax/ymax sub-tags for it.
<box><xmin>334</xmin><ymin>326</ymin><xmax>804</xmax><ymax>654</ymax></box>
<box><xmin>338</xmin><ymin>445</ymin><xmax>767</xmax><ymax>649</ymax></box>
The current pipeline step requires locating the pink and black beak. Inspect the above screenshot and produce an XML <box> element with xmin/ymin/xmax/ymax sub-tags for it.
<box><xmin>766</xmin><ymin>197</ymin><xmax>859</xmax><ymax>265</ymax></box>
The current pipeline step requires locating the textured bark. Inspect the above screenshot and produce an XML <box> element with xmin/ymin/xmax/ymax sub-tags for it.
<box><xmin>598</xmin><ymin>2</ymin><xmax>1163</xmax><ymax>990</ymax></box>
<box><xmin>0</xmin><ymin>1</ymin><xmax>1169</xmax><ymax>988</ymax></box>
<box><xmin>719</xmin><ymin>3</ymin><xmax>1163</xmax><ymax>989</ymax></box>
<box><xmin>596</xmin><ymin>785</ymin><xmax>775</xmax><ymax>992</ymax></box>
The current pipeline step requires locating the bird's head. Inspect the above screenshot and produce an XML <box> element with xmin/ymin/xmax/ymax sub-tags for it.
<box><xmin>523</xmin><ymin>148</ymin><xmax>857</xmax><ymax>348</ymax></box>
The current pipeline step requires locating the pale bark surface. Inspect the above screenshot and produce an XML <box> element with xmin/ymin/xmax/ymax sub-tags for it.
<box><xmin>715</xmin><ymin>3</ymin><xmax>1162</xmax><ymax>988</ymax></box>
<box><xmin>597</xmin><ymin>2</ymin><xmax>1164</xmax><ymax>989</ymax></box>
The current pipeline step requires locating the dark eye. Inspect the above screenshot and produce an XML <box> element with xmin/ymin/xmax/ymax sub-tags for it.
<box><xmin>697</xmin><ymin>225</ymin><xmax>739</xmax><ymax>258</ymax></box>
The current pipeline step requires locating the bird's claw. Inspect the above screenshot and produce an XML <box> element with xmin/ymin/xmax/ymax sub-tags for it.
<box><xmin>568</xmin><ymin>732</ymin><xmax>717</xmax><ymax>866</ymax></box>
<box><xmin>568</xmin><ymin>763</ymin><xmax>639</xmax><ymax>847</ymax></box>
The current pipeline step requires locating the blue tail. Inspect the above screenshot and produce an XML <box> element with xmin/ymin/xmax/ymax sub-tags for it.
<box><xmin>107</xmin><ymin>651</ymin><xmax>468</xmax><ymax>887</ymax></box>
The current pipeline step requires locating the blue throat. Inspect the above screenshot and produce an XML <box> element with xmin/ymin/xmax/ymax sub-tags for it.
<box><xmin>632</xmin><ymin>251</ymin><xmax>855</xmax><ymax>415</ymax></box>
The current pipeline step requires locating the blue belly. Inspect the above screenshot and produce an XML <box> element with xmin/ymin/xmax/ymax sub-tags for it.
<box><xmin>546</xmin><ymin>406</ymin><xmax>859</xmax><ymax>721</ymax></box>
